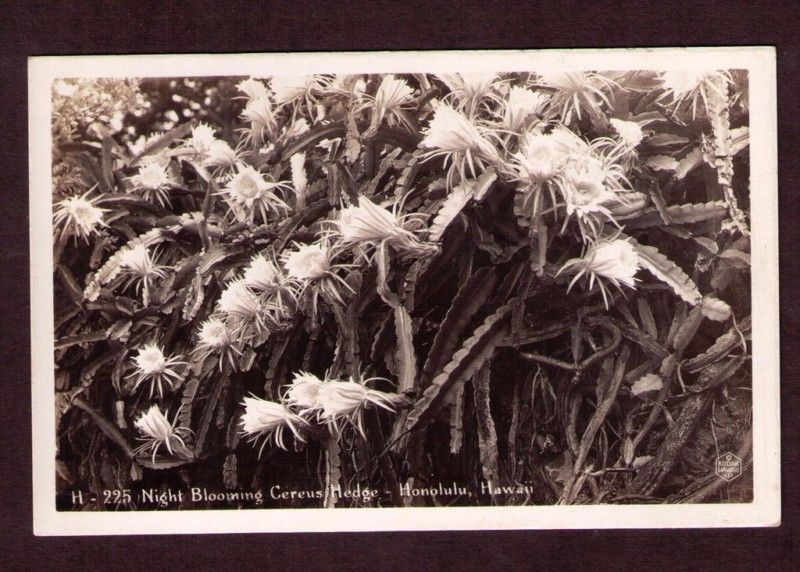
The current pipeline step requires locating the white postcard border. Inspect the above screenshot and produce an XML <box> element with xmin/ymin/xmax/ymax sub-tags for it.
<box><xmin>29</xmin><ymin>48</ymin><xmax>780</xmax><ymax>535</ymax></box>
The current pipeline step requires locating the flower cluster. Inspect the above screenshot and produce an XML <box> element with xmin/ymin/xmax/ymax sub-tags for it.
<box><xmin>558</xmin><ymin>238</ymin><xmax>641</xmax><ymax>308</ymax></box>
<box><xmin>240</xmin><ymin>371</ymin><xmax>405</xmax><ymax>455</ymax></box>
<box><xmin>133</xmin><ymin>405</ymin><xmax>193</xmax><ymax>464</ymax></box>
<box><xmin>54</xmin><ymin>70</ymin><xmax>749</xmax><ymax>503</ymax></box>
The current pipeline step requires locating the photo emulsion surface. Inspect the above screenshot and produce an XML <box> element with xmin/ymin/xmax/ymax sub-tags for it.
<box><xmin>40</xmin><ymin>58</ymin><xmax>772</xmax><ymax>529</ymax></box>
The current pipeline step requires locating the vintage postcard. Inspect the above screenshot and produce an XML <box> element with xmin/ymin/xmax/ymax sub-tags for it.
<box><xmin>29</xmin><ymin>48</ymin><xmax>779</xmax><ymax>535</ymax></box>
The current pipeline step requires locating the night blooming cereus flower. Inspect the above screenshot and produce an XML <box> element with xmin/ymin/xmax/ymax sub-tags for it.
<box><xmin>536</xmin><ymin>71</ymin><xmax>616</xmax><ymax>125</ymax></box>
<box><xmin>280</xmin><ymin>240</ymin><xmax>355</xmax><ymax>313</ymax></box>
<box><xmin>289</xmin><ymin>152</ymin><xmax>308</xmax><ymax>209</ymax></box>
<box><xmin>217</xmin><ymin>278</ymin><xmax>268</xmax><ymax>337</ymax></box>
<box><xmin>128</xmin><ymin>343</ymin><xmax>186</xmax><ymax>398</ymax></box>
<box><xmin>240</xmin><ymin>396</ymin><xmax>306</xmax><ymax>455</ymax></box>
<box><xmin>203</xmin><ymin>139</ymin><xmax>238</xmax><ymax>170</ymax></box>
<box><xmin>129</xmin><ymin>161</ymin><xmax>172</xmax><ymax>206</ymax></box>
<box><xmin>53</xmin><ymin>191</ymin><xmax>108</xmax><ymax>242</ymax></box>
<box><xmin>282</xmin><ymin>371</ymin><xmax>325</xmax><ymax>413</ymax></box>
<box><xmin>334</xmin><ymin>196</ymin><xmax>436</xmax><ymax>258</ymax></box>
<box><xmin>659</xmin><ymin>69</ymin><xmax>732</xmax><ymax>118</ymax></box>
<box><xmin>559</xmin><ymin>157</ymin><xmax>614</xmax><ymax>219</ymax></box>
<box><xmin>503</xmin><ymin>86</ymin><xmax>549</xmax><ymax>132</ymax></box>
<box><xmin>314</xmin><ymin>377</ymin><xmax>404</xmax><ymax>437</ymax></box>
<box><xmin>609</xmin><ymin>118</ymin><xmax>644</xmax><ymax>150</ymax></box>
<box><xmin>188</xmin><ymin>122</ymin><xmax>216</xmax><ymax>156</ymax></box>
<box><xmin>118</xmin><ymin>243</ymin><xmax>167</xmax><ymax>305</ymax></box>
<box><xmin>241</xmin><ymin>96</ymin><xmax>279</xmax><ymax>146</ymax></box>
<box><xmin>421</xmin><ymin>104</ymin><xmax>501</xmax><ymax>187</ymax></box>
<box><xmin>364</xmin><ymin>74</ymin><xmax>415</xmax><ymax>136</ymax></box>
<box><xmin>558</xmin><ymin>238</ymin><xmax>641</xmax><ymax>308</ymax></box>
<box><xmin>133</xmin><ymin>405</ymin><xmax>192</xmax><ymax>464</ymax></box>
<box><xmin>192</xmin><ymin>317</ymin><xmax>239</xmax><ymax>370</ymax></box>
<box><xmin>236</xmin><ymin>77</ymin><xmax>270</xmax><ymax>101</ymax></box>
<box><xmin>243</xmin><ymin>253</ymin><xmax>285</xmax><ymax>294</ymax></box>
<box><xmin>437</xmin><ymin>73</ymin><xmax>500</xmax><ymax>113</ymax></box>
<box><xmin>220</xmin><ymin>164</ymin><xmax>289</xmax><ymax>224</ymax></box>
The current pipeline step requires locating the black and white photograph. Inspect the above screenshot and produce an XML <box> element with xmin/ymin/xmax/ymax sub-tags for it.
<box><xmin>29</xmin><ymin>49</ymin><xmax>779</xmax><ymax>534</ymax></box>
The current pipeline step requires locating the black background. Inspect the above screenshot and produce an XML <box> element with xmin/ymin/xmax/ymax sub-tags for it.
<box><xmin>1</xmin><ymin>1</ymin><xmax>797</xmax><ymax>569</ymax></box>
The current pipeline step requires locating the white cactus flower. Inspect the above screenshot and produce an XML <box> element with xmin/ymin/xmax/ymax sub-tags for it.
<box><xmin>334</xmin><ymin>196</ymin><xmax>434</xmax><ymax>257</ymax></box>
<box><xmin>236</xmin><ymin>77</ymin><xmax>270</xmax><ymax>101</ymax></box>
<box><xmin>364</xmin><ymin>74</ymin><xmax>415</xmax><ymax>135</ymax></box>
<box><xmin>217</xmin><ymin>278</ymin><xmax>261</xmax><ymax>323</ymax></box>
<box><xmin>203</xmin><ymin>139</ymin><xmax>238</xmax><ymax>170</ymax></box>
<box><xmin>53</xmin><ymin>191</ymin><xmax>108</xmax><ymax>242</ymax></box>
<box><xmin>282</xmin><ymin>371</ymin><xmax>325</xmax><ymax>412</ymax></box>
<box><xmin>241</xmin><ymin>96</ymin><xmax>278</xmax><ymax>145</ymax></box>
<box><xmin>220</xmin><ymin>164</ymin><xmax>289</xmax><ymax>224</ymax></box>
<box><xmin>560</xmin><ymin>157</ymin><xmax>612</xmax><ymax>217</ymax></box>
<box><xmin>609</xmin><ymin>118</ymin><xmax>644</xmax><ymax>149</ymax></box>
<box><xmin>513</xmin><ymin>132</ymin><xmax>566</xmax><ymax>184</ymax></box>
<box><xmin>558</xmin><ymin>238</ymin><xmax>641</xmax><ymax>308</ymax></box>
<box><xmin>421</xmin><ymin>104</ymin><xmax>501</xmax><ymax>187</ymax></box>
<box><xmin>133</xmin><ymin>405</ymin><xmax>193</xmax><ymax>464</ymax></box>
<box><xmin>128</xmin><ymin>343</ymin><xmax>186</xmax><ymax>399</ymax></box>
<box><xmin>314</xmin><ymin>378</ymin><xmax>403</xmax><ymax>437</ymax></box>
<box><xmin>192</xmin><ymin>317</ymin><xmax>240</xmax><ymax>371</ymax></box>
<box><xmin>281</xmin><ymin>242</ymin><xmax>331</xmax><ymax>282</ymax></box>
<box><xmin>536</xmin><ymin>71</ymin><xmax>616</xmax><ymax>125</ymax></box>
<box><xmin>240</xmin><ymin>396</ymin><xmax>306</xmax><ymax>455</ymax></box>
<box><xmin>289</xmin><ymin>152</ymin><xmax>308</xmax><ymax>208</ymax></box>
<box><xmin>503</xmin><ymin>86</ymin><xmax>549</xmax><ymax>132</ymax></box>
<box><xmin>658</xmin><ymin>70</ymin><xmax>732</xmax><ymax>118</ymax></box>
<box><xmin>269</xmin><ymin>76</ymin><xmax>314</xmax><ymax>104</ymax></box>
<box><xmin>129</xmin><ymin>162</ymin><xmax>172</xmax><ymax>206</ymax></box>
<box><xmin>280</xmin><ymin>240</ymin><xmax>355</xmax><ymax>312</ymax></box>
<box><xmin>243</xmin><ymin>253</ymin><xmax>284</xmax><ymax>293</ymax></box>
<box><xmin>437</xmin><ymin>73</ymin><xmax>500</xmax><ymax>112</ymax></box>
<box><xmin>189</xmin><ymin>122</ymin><xmax>216</xmax><ymax>155</ymax></box>
<box><xmin>118</xmin><ymin>243</ymin><xmax>167</xmax><ymax>305</ymax></box>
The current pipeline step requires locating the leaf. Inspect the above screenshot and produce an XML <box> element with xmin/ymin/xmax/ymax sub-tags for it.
<box><xmin>644</xmin><ymin>155</ymin><xmax>678</xmax><ymax>171</ymax></box>
<box><xmin>688</xmin><ymin>355</ymin><xmax>747</xmax><ymax>392</ymax></box>
<box><xmin>631</xmin><ymin>373</ymin><xmax>663</xmax><ymax>397</ymax></box>
<box><xmin>700</xmin><ymin>296</ymin><xmax>732</xmax><ymax>322</ymax></box>
<box><xmin>405</xmin><ymin>297</ymin><xmax>518</xmax><ymax>433</ymax></box>
<box><xmin>684</xmin><ymin>316</ymin><xmax>751</xmax><ymax>373</ymax></box>
<box><xmin>393</xmin><ymin>305</ymin><xmax>417</xmax><ymax>393</ymax></box>
<box><xmin>429</xmin><ymin>183</ymin><xmax>472</xmax><ymax>241</ymax></box>
<box><xmin>471</xmin><ymin>168</ymin><xmax>497</xmax><ymax>202</ymax></box>
<box><xmin>448</xmin><ymin>380</ymin><xmax>467</xmax><ymax>454</ymax></box>
<box><xmin>647</xmin><ymin>133</ymin><xmax>691</xmax><ymax>148</ymax></box>
<box><xmin>636</xmin><ymin>297</ymin><xmax>659</xmax><ymax>341</ymax></box>
<box><xmin>323</xmin><ymin>435</ymin><xmax>341</xmax><ymax>508</ymax></box>
<box><xmin>622</xmin><ymin>201</ymin><xmax>727</xmax><ymax>230</ymax></box>
<box><xmin>629</xmin><ymin>238</ymin><xmax>702</xmax><ymax>305</ymax></box>
<box><xmin>473</xmin><ymin>362</ymin><xmax>500</xmax><ymax>488</ymax></box>
<box><xmin>223</xmin><ymin>453</ymin><xmax>238</xmax><ymax>490</ymax></box>
<box><xmin>101</xmin><ymin>135</ymin><xmax>116</xmax><ymax>191</ymax></box>
<box><xmin>645</xmin><ymin>179</ymin><xmax>671</xmax><ymax>225</ymax></box>
<box><xmin>194</xmin><ymin>365</ymin><xmax>231</xmax><ymax>456</ymax></box>
<box><xmin>129</xmin><ymin>122</ymin><xmax>193</xmax><ymax>167</ymax></box>
<box><xmin>729</xmin><ymin>126</ymin><xmax>749</xmax><ymax>155</ymax></box>
<box><xmin>419</xmin><ymin>266</ymin><xmax>498</xmax><ymax>389</ymax></box>
<box><xmin>718</xmin><ymin>248</ymin><xmax>751</xmax><ymax>267</ymax></box>
<box><xmin>84</xmin><ymin>227</ymin><xmax>171</xmax><ymax>301</ymax></box>
<box><xmin>671</xmin><ymin>305</ymin><xmax>705</xmax><ymax>354</ymax></box>
<box><xmin>632</xmin><ymin>455</ymin><xmax>653</xmax><ymax>468</ymax></box>
<box><xmin>675</xmin><ymin>147</ymin><xmax>703</xmax><ymax>179</ymax></box>
<box><xmin>178</xmin><ymin>378</ymin><xmax>200</xmax><ymax>429</ymax></box>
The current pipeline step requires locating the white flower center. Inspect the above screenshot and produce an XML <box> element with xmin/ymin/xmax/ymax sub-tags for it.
<box><xmin>283</xmin><ymin>244</ymin><xmax>330</xmax><ymax>281</ymax></box>
<box><xmin>135</xmin><ymin>346</ymin><xmax>167</xmax><ymax>375</ymax></box>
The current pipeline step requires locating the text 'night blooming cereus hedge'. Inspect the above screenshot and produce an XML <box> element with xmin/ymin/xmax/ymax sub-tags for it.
<box><xmin>52</xmin><ymin>70</ymin><xmax>752</xmax><ymax>509</ymax></box>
